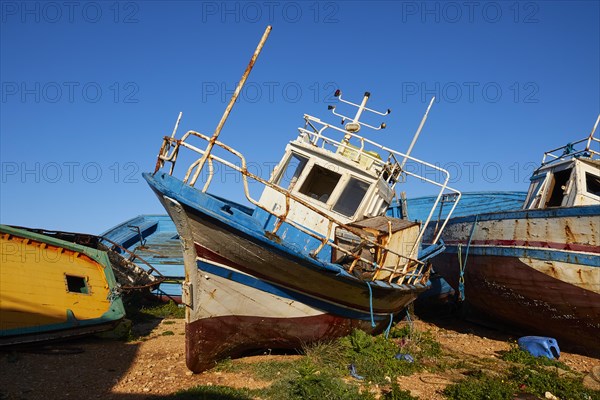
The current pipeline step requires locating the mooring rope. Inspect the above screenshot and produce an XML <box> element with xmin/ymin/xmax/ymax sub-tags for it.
<box><xmin>458</xmin><ymin>215</ymin><xmax>479</xmax><ymax>301</ymax></box>
<box><xmin>366</xmin><ymin>281</ymin><xmax>376</xmax><ymax>328</ymax></box>
<box><xmin>384</xmin><ymin>313</ymin><xmax>394</xmax><ymax>338</ymax></box>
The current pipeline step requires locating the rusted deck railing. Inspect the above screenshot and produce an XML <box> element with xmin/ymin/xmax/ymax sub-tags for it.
<box><xmin>541</xmin><ymin>114</ymin><xmax>600</xmax><ymax>165</ymax></box>
<box><xmin>154</xmin><ymin>127</ymin><xmax>459</xmax><ymax>286</ymax></box>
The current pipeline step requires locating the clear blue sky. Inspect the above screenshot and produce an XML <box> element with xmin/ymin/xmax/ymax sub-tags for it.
<box><xmin>1</xmin><ymin>1</ymin><xmax>599</xmax><ymax>233</ymax></box>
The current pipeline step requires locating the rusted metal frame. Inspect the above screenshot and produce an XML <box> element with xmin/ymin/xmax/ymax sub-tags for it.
<box><xmin>399</xmin><ymin>165</ymin><xmax>461</xmax><ymax>248</ymax></box>
<box><xmin>371</xmin><ymin>221</ymin><xmax>393</xmax><ymax>281</ymax></box>
<box><xmin>155</xmin><ymin>137</ymin><xmax>181</xmax><ymax>174</ymax></box>
<box><xmin>214</xmin><ymin>139</ymin><xmax>425</xmax><ymax>268</ymax></box>
<box><xmin>233</xmin><ymin>160</ymin><xmax>425</xmax><ymax>272</ymax></box>
<box><xmin>381</xmin><ymin>261</ymin><xmax>419</xmax><ymax>283</ymax></box>
<box><xmin>210</xmin><ymin>149</ymin><xmax>424</xmax><ymax>271</ymax></box>
<box><xmin>190</xmin><ymin>26</ymin><xmax>272</xmax><ymax>186</ymax></box>
<box><xmin>543</xmin><ymin>117</ymin><xmax>600</xmax><ymax>164</ymax></box>
<box><xmin>99</xmin><ymin>236</ymin><xmax>176</xmax><ymax>296</ymax></box>
<box><xmin>127</xmin><ymin>225</ymin><xmax>147</xmax><ymax>248</ymax></box>
<box><xmin>165</xmin><ymin>133</ymin><xmax>428</xmax><ymax>281</ymax></box>
<box><xmin>270</xmin><ymin>193</ymin><xmax>290</xmax><ymax>235</ymax></box>
<box><xmin>153</xmin><ymin>112</ymin><xmax>184</xmax><ymax>174</ymax></box>
<box><xmin>586</xmin><ymin>114</ymin><xmax>600</xmax><ymax>152</ymax></box>
<box><xmin>310</xmin><ymin>220</ymin><xmax>334</xmax><ymax>257</ymax></box>
<box><xmin>347</xmin><ymin>257</ymin><xmax>361</xmax><ymax>273</ymax></box>
<box><xmin>201</xmin><ymin>158</ymin><xmax>215</xmax><ymax>193</ymax></box>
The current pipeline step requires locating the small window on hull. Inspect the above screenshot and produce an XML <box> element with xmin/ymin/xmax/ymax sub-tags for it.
<box><xmin>299</xmin><ymin>164</ymin><xmax>341</xmax><ymax>203</ymax></box>
<box><xmin>66</xmin><ymin>275</ymin><xmax>88</xmax><ymax>294</ymax></box>
<box><xmin>276</xmin><ymin>154</ymin><xmax>308</xmax><ymax>191</ymax></box>
<box><xmin>333</xmin><ymin>178</ymin><xmax>370</xmax><ymax>217</ymax></box>
<box><xmin>586</xmin><ymin>172</ymin><xmax>600</xmax><ymax>197</ymax></box>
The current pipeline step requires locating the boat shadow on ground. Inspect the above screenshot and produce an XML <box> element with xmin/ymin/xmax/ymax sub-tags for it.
<box><xmin>0</xmin><ymin>319</ymin><xmax>166</xmax><ymax>400</ymax></box>
<box><xmin>416</xmin><ymin>302</ymin><xmax>600</xmax><ymax>359</ymax></box>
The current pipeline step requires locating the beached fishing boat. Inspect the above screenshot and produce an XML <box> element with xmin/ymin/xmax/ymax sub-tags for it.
<box><xmin>0</xmin><ymin>225</ymin><xmax>126</xmax><ymax>345</ymax></box>
<box><xmin>144</xmin><ymin>26</ymin><xmax>460</xmax><ymax>372</ymax></box>
<box><xmin>388</xmin><ymin>192</ymin><xmax>527</xmax><ymax>308</ymax></box>
<box><xmin>101</xmin><ymin>215</ymin><xmax>186</xmax><ymax>302</ymax></box>
<box><xmin>427</xmin><ymin>116</ymin><xmax>600</xmax><ymax>352</ymax></box>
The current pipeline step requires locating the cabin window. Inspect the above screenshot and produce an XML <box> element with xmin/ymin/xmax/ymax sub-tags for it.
<box><xmin>586</xmin><ymin>172</ymin><xmax>600</xmax><ymax>197</ymax></box>
<box><xmin>299</xmin><ymin>164</ymin><xmax>341</xmax><ymax>203</ymax></box>
<box><xmin>276</xmin><ymin>153</ymin><xmax>308</xmax><ymax>191</ymax></box>
<box><xmin>65</xmin><ymin>275</ymin><xmax>88</xmax><ymax>294</ymax></box>
<box><xmin>546</xmin><ymin>169</ymin><xmax>572</xmax><ymax>207</ymax></box>
<box><xmin>333</xmin><ymin>177</ymin><xmax>370</xmax><ymax>217</ymax></box>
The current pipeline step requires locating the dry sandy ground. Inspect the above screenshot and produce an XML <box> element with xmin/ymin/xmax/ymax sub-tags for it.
<box><xmin>1</xmin><ymin>318</ymin><xmax>598</xmax><ymax>400</ymax></box>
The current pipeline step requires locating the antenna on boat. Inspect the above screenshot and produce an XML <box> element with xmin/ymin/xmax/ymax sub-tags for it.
<box><xmin>400</xmin><ymin>96</ymin><xmax>435</xmax><ymax>169</ymax></box>
<box><xmin>192</xmin><ymin>26</ymin><xmax>272</xmax><ymax>179</ymax></box>
<box><xmin>328</xmin><ymin>90</ymin><xmax>390</xmax><ymax>140</ymax></box>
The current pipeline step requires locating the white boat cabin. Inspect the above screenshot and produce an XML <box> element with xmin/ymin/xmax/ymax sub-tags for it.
<box><xmin>524</xmin><ymin>119</ymin><xmax>600</xmax><ymax>210</ymax></box>
<box><xmin>258</xmin><ymin>91</ymin><xmax>404</xmax><ymax>239</ymax></box>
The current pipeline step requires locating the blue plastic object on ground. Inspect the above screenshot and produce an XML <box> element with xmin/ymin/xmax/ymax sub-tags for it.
<box><xmin>394</xmin><ymin>353</ymin><xmax>415</xmax><ymax>363</ymax></box>
<box><xmin>517</xmin><ymin>336</ymin><xmax>560</xmax><ymax>359</ymax></box>
<box><xmin>348</xmin><ymin>364</ymin><xmax>364</xmax><ymax>380</ymax></box>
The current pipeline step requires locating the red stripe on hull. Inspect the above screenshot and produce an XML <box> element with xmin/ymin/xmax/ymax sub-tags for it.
<box><xmin>434</xmin><ymin>253</ymin><xmax>600</xmax><ymax>354</ymax></box>
<box><xmin>442</xmin><ymin>240</ymin><xmax>599</xmax><ymax>254</ymax></box>
<box><xmin>185</xmin><ymin>314</ymin><xmax>386</xmax><ymax>373</ymax></box>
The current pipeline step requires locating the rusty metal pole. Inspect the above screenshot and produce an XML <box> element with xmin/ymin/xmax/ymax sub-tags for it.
<box><xmin>189</xmin><ymin>25</ymin><xmax>272</xmax><ymax>187</ymax></box>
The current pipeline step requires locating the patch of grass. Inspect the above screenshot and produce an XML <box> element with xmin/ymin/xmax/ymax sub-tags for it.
<box><xmin>163</xmin><ymin>385</ymin><xmax>254</xmax><ymax>399</ymax></box>
<box><xmin>381</xmin><ymin>383</ymin><xmax>418</xmax><ymax>400</ymax></box>
<box><xmin>247</xmin><ymin>359</ymin><xmax>300</xmax><ymax>381</ymax></box>
<box><xmin>124</xmin><ymin>297</ymin><xmax>185</xmax><ymax>322</ymax></box>
<box><xmin>340</xmin><ymin>329</ymin><xmax>421</xmax><ymax>384</ymax></box>
<box><xmin>443</xmin><ymin>364</ymin><xmax>600</xmax><ymax>400</ymax></box>
<box><xmin>266</xmin><ymin>359</ymin><xmax>371</xmax><ymax>400</ymax></box>
<box><xmin>141</xmin><ymin>301</ymin><xmax>185</xmax><ymax>319</ymax></box>
<box><xmin>443</xmin><ymin>372</ymin><xmax>517</xmax><ymax>400</ymax></box>
<box><xmin>214</xmin><ymin>357</ymin><xmax>301</xmax><ymax>382</ymax></box>
<box><xmin>500</xmin><ymin>344</ymin><xmax>570</xmax><ymax>370</ymax></box>
<box><xmin>508</xmin><ymin>366</ymin><xmax>598</xmax><ymax>400</ymax></box>
<box><xmin>161</xmin><ymin>330</ymin><xmax>175</xmax><ymax>336</ymax></box>
<box><xmin>163</xmin><ymin>320</ymin><xmax>176</xmax><ymax>325</ymax></box>
<box><xmin>389</xmin><ymin>323</ymin><xmax>442</xmax><ymax>359</ymax></box>
<box><xmin>214</xmin><ymin>358</ymin><xmax>236</xmax><ymax>373</ymax></box>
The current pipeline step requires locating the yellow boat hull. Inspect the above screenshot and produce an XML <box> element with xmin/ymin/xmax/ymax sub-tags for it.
<box><xmin>0</xmin><ymin>225</ymin><xmax>125</xmax><ymax>344</ymax></box>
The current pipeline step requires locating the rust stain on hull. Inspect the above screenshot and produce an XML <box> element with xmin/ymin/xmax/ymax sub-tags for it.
<box><xmin>185</xmin><ymin>313</ymin><xmax>386</xmax><ymax>373</ymax></box>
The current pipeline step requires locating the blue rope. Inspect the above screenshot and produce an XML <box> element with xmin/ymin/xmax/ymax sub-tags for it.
<box><xmin>366</xmin><ymin>282</ymin><xmax>376</xmax><ymax>328</ymax></box>
<box><xmin>384</xmin><ymin>313</ymin><xmax>394</xmax><ymax>338</ymax></box>
<box><xmin>405</xmin><ymin>308</ymin><xmax>413</xmax><ymax>328</ymax></box>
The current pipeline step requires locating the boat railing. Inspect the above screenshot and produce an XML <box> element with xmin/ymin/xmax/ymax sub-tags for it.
<box><xmin>154</xmin><ymin>127</ymin><xmax>459</xmax><ymax>286</ymax></box>
<box><xmin>541</xmin><ymin>115</ymin><xmax>600</xmax><ymax>165</ymax></box>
